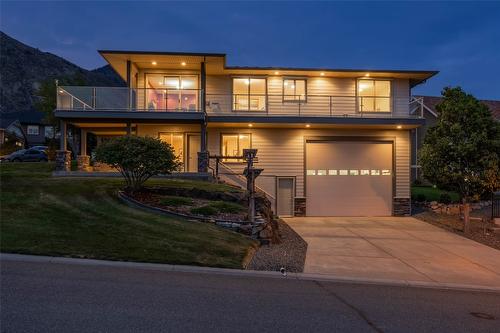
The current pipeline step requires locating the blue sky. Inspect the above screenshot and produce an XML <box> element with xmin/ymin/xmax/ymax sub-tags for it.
<box><xmin>1</xmin><ymin>1</ymin><xmax>499</xmax><ymax>99</ymax></box>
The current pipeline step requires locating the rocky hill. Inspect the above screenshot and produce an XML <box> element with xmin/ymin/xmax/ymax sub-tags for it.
<box><xmin>0</xmin><ymin>31</ymin><xmax>124</xmax><ymax>115</ymax></box>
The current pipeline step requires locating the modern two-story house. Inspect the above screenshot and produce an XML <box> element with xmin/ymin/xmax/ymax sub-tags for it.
<box><xmin>54</xmin><ymin>50</ymin><xmax>437</xmax><ymax>217</ymax></box>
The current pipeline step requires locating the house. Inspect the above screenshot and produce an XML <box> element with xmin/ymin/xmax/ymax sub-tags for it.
<box><xmin>0</xmin><ymin>110</ymin><xmax>54</xmax><ymax>148</ymax></box>
<box><xmin>54</xmin><ymin>50</ymin><xmax>437</xmax><ymax>217</ymax></box>
<box><xmin>410</xmin><ymin>96</ymin><xmax>500</xmax><ymax>181</ymax></box>
<box><xmin>0</xmin><ymin>115</ymin><xmax>25</xmax><ymax>148</ymax></box>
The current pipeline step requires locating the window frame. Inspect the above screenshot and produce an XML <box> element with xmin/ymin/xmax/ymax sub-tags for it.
<box><xmin>143</xmin><ymin>72</ymin><xmax>200</xmax><ymax>111</ymax></box>
<box><xmin>27</xmin><ymin>125</ymin><xmax>39</xmax><ymax>136</ymax></box>
<box><xmin>282</xmin><ymin>78</ymin><xmax>307</xmax><ymax>103</ymax></box>
<box><xmin>356</xmin><ymin>78</ymin><xmax>393</xmax><ymax>113</ymax></box>
<box><xmin>158</xmin><ymin>131</ymin><xmax>185</xmax><ymax>169</ymax></box>
<box><xmin>220</xmin><ymin>133</ymin><xmax>252</xmax><ymax>163</ymax></box>
<box><xmin>44</xmin><ymin>126</ymin><xmax>55</xmax><ymax>139</ymax></box>
<box><xmin>231</xmin><ymin>77</ymin><xmax>267</xmax><ymax>112</ymax></box>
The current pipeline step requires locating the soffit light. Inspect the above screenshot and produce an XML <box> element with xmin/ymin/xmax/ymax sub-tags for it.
<box><xmin>306</xmin><ymin>124</ymin><xmax>311</xmax><ymax>128</ymax></box>
<box><xmin>248</xmin><ymin>124</ymin><xmax>253</xmax><ymax>127</ymax></box>
<box><xmin>320</xmin><ymin>72</ymin><xmax>325</xmax><ymax>76</ymax></box>
<box><xmin>274</xmin><ymin>71</ymin><xmax>279</xmax><ymax>75</ymax></box>
<box><xmin>397</xmin><ymin>125</ymin><xmax>403</xmax><ymax>129</ymax></box>
<box><xmin>181</xmin><ymin>62</ymin><xmax>186</xmax><ymax>66</ymax></box>
<box><xmin>151</xmin><ymin>61</ymin><xmax>157</xmax><ymax>65</ymax></box>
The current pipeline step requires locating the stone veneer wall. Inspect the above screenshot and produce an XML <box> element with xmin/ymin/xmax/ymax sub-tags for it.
<box><xmin>55</xmin><ymin>150</ymin><xmax>71</xmax><ymax>171</ymax></box>
<box><xmin>294</xmin><ymin>197</ymin><xmax>306</xmax><ymax>216</ymax></box>
<box><xmin>393</xmin><ymin>197</ymin><xmax>411</xmax><ymax>216</ymax></box>
<box><xmin>77</xmin><ymin>155</ymin><xmax>91</xmax><ymax>172</ymax></box>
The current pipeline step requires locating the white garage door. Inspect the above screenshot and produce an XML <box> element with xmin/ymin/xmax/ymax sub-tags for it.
<box><xmin>306</xmin><ymin>141</ymin><xmax>393</xmax><ymax>216</ymax></box>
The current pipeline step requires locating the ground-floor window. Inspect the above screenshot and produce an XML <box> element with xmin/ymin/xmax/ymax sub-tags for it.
<box><xmin>27</xmin><ymin>125</ymin><xmax>39</xmax><ymax>136</ymax></box>
<box><xmin>221</xmin><ymin>133</ymin><xmax>251</xmax><ymax>162</ymax></box>
<box><xmin>159</xmin><ymin>132</ymin><xmax>184</xmax><ymax>165</ymax></box>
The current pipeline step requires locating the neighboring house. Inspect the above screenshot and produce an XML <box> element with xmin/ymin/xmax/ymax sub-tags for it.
<box><xmin>0</xmin><ymin>110</ymin><xmax>54</xmax><ymax>148</ymax></box>
<box><xmin>0</xmin><ymin>116</ymin><xmax>25</xmax><ymax>147</ymax></box>
<box><xmin>54</xmin><ymin>50</ymin><xmax>437</xmax><ymax>217</ymax></box>
<box><xmin>411</xmin><ymin>96</ymin><xmax>500</xmax><ymax>181</ymax></box>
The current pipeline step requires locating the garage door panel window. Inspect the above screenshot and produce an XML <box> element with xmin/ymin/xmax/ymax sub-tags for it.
<box><xmin>358</xmin><ymin>79</ymin><xmax>391</xmax><ymax>113</ymax></box>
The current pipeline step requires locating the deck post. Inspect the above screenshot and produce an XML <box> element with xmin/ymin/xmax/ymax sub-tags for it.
<box><xmin>126</xmin><ymin>60</ymin><xmax>132</xmax><ymax>111</ymax></box>
<box><xmin>198</xmin><ymin>60</ymin><xmax>209</xmax><ymax>173</ymax></box>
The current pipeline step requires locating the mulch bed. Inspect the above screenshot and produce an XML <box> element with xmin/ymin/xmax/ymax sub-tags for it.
<box><xmin>413</xmin><ymin>206</ymin><xmax>500</xmax><ymax>250</ymax></box>
<box><xmin>247</xmin><ymin>219</ymin><xmax>307</xmax><ymax>273</ymax></box>
<box><xmin>128</xmin><ymin>190</ymin><xmax>246</xmax><ymax>222</ymax></box>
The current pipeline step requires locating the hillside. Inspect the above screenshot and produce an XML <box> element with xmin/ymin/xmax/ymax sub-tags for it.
<box><xmin>0</xmin><ymin>31</ymin><xmax>124</xmax><ymax>115</ymax></box>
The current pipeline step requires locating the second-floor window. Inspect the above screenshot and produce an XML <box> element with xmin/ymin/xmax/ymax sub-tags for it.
<box><xmin>146</xmin><ymin>74</ymin><xmax>198</xmax><ymax>111</ymax></box>
<box><xmin>283</xmin><ymin>79</ymin><xmax>306</xmax><ymax>102</ymax></box>
<box><xmin>358</xmin><ymin>79</ymin><xmax>391</xmax><ymax>112</ymax></box>
<box><xmin>233</xmin><ymin>78</ymin><xmax>266</xmax><ymax>111</ymax></box>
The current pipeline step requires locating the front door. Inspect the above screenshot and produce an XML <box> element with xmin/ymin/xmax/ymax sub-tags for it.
<box><xmin>187</xmin><ymin>135</ymin><xmax>201</xmax><ymax>172</ymax></box>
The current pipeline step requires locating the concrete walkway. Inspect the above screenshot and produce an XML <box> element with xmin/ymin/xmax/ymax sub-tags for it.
<box><xmin>285</xmin><ymin>217</ymin><xmax>500</xmax><ymax>288</ymax></box>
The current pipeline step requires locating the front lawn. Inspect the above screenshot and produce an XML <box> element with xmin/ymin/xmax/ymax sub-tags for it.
<box><xmin>411</xmin><ymin>185</ymin><xmax>460</xmax><ymax>203</ymax></box>
<box><xmin>0</xmin><ymin>163</ymin><xmax>257</xmax><ymax>268</ymax></box>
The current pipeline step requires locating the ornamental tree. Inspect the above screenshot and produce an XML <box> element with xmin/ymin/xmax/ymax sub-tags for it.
<box><xmin>95</xmin><ymin>136</ymin><xmax>181</xmax><ymax>192</ymax></box>
<box><xmin>419</xmin><ymin>87</ymin><xmax>500</xmax><ymax>233</ymax></box>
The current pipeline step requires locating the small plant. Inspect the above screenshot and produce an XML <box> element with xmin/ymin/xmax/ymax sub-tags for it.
<box><xmin>208</xmin><ymin>201</ymin><xmax>245</xmax><ymax>214</ymax></box>
<box><xmin>160</xmin><ymin>196</ymin><xmax>194</xmax><ymax>207</ymax></box>
<box><xmin>190</xmin><ymin>205</ymin><xmax>218</xmax><ymax>216</ymax></box>
<box><xmin>439</xmin><ymin>193</ymin><xmax>452</xmax><ymax>204</ymax></box>
<box><xmin>415</xmin><ymin>194</ymin><xmax>426</xmax><ymax>202</ymax></box>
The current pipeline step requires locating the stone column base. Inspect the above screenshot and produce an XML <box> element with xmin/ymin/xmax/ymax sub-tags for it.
<box><xmin>393</xmin><ymin>197</ymin><xmax>411</xmax><ymax>216</ymax></box>
<box><xmin>294</xmin><ymin>197</ymin><xmax>306</xmax><ymax>216</ymax></box>
<box><xmin>55</xmin><ymin>150</ymin><xmax>71</xmax><ymax>172</ymax></box>
<box><xmin>77</xmin><ymin>155</ymin><xmax>91</xmax><ymax>172</ymax></box>
<box><xmin>197</xmin><ymin>151</ymin><xmax>209</xmax><ymax>173</ymax></box>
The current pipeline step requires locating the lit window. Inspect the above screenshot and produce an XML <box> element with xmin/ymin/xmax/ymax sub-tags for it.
<box><xmin>221</xmin><ymin>134</ymin><xmax>251</xmax><ymax>162</ymax></box>
<box><xmin>328</xmin><ymin>169</ymin><xmax>337</xmax><ymax>175</ymax></box>
<box><xmin>233</xmin><ymin>78</ymin><xmax>266</xmax><ymax>111</ymax></box>
<box><xmin>382</xmin><ymin>170</ymin><xmax>392</xmax><ymax>176</ymax></box>
<box><xmin>306</xmin><ymin>170</ymin><xmax>316</xmax><ymax>176</ymax></box>
<box><xmin>349</xmin><ymin>170</ymin><xmax>359</xmax><ymax>176</ymax></box>
<box><xmin>317</xmin><ymin>170</ymin><xmax>326</xmax><ymax>176</ymax></box>
<box><xmin>339</xmin><ymin>170</ymin><xmax>348</xmax><ymax>176</ymax></box>
<box><xmin>360</xmin><ymin>169</ymin><xmax>370</xmax><ymax>175</ymax></box>
<box><xmin>283</xmin><ymin>79</ymin><xmax>306</xmax><ymax>102</ymax></box>
<box><xmin>371</xmin><ymin>169</ymin><xmax>380</xmax><ymax>176</ymax></box>
<box><xmin>145</xmin><ymin>74</ymin><xmax>198</xmax><ymax>111</ymax></box>
<box><xmin>27</xmin><ymin>125</ymin><xmax>39</xmax><ymax>136</ymax></box>
<box><xmin>358</xmin><ymin>79</ymin><xmax>391</xmax><ymax>112</ymax></box>
<box><xmin>159</xmin><ymin>133</ymin><xmax>184</xmax><ymax>167</ymax></box>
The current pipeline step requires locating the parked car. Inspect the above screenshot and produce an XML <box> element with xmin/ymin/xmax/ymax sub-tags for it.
<box><xmin>4</xmin><ymin>149</ymin><xmax>48</xmax><ymax>162</ymax></box>
<box><xmin>31</xmin><ymin>145</ymin><xmax>48</xmax><ymax>152</ymax></box>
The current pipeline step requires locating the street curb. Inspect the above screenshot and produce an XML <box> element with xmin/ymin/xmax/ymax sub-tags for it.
<box><xmin>2</xmin><ymin>253</ymin><xmax>500</xmax><ymax>294</ymax></box>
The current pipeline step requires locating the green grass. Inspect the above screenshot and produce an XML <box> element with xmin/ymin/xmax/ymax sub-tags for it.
<box><xmin>208</xmin><ymin>201</ymin><xmax>246</xmax><ymax>214</ymax></box>
<box><xmin>191</xmin><ymin>205</ymin><xmax>219</xmax><ymax>216</ymax></box>
<box><xmin>411</xmin><ymin>186</ymin><xmax>460</xmax><ymax>203</ymax></box>
<box><xmin>159</xmin><ymin>196</ymin><xmax>194</xmax><ymax>207</ymax></box>
<box><xmin>0</xmin><ymin>163</ymin><xmax>256</xmax><ymax>268</ymax></box>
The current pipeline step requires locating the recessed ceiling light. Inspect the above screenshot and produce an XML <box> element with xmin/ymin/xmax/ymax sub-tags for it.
<box><xmin>365</xmin><ymin>73</ymin><xmax>370</xmax><ymax>77</ymax></box>
<box><xmin>306</xmin><ymin>124</ymin><xmax>311</xmax><ymax>128</ymax></box>
<box><xmin>320</xmin><ymin>72</ymin><xmax>325</xmax><ymax>76</ymax></box>
<box><xmin>397</xmin><ymin>125</ymin><xmax>402</xmax><ymax>129</ymax></box>
<box><xmin>181</xmin><ymin>62</ymin><xmax>186</xmax><ymax>66</ymax></box>
<box><xmin>274</xmin><ymin>71</ymin><xmax>279</xmax><ymax>75</ymax></box>
<box><xmin>248</xmin><ymin>124</ymin><xmax>253</xmax><ymax>127</ymax></box>
<box><xmin>151</xmin><ymin>61</ymin><xmax>157</xmax><ymax>65</ymax></box>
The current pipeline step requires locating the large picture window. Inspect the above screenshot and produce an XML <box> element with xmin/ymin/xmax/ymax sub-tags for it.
<box><xmin>232</xmin><ymin>78</ymin><xmax>266</xmax><ymax>111</ymax></box>
<box><xmin>283</xmin><ymin>79</ymin><xmax>306</xmax><ymax>102</ymax></box>
<box><xmin>145</xmin><ymin>74</ymin><xmax>198</xmax><ymax>111</ymax></box>
<box><xmin>221</xmin><ymin>134</ymin><xmax>251</xmax><ymax>162</ymax></box>
<box><xmin>358</xmin><ymin>79</ymin><xmax>391</xmax><ymax>112</ymax></box>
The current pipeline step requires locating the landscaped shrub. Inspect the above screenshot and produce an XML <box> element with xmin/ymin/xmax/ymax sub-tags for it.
<box><xmin>160</xmin><ymin>196</ymin><xmax>194</xmax><ymax>207</ymax></box>
<box><xmin>415</xmin><ymin>194</ymin><xmax>426</xmax><ymax>202</ymax></box>
<box><xmin>208</xmin><ymin>201</ymin><xmax>245</xmax><ymax>214</ymax></box>
<box><xmin>190</xmin><ymin>205</ymin><xmax>218</xmax><ymax>216</ymax></box>
<box><xmin>95</xmin><ymin>136</ymin><xmax>181</xmax><ymax>192</ymax></box>
<box><xmin>439</xmin><ymin>193</ymin><xmax>452</xmax><ymax>204</ymax></box>
<box><xmin>412</xmin><ymin>179</ymin><xmax>422</xmax><ymax>186</ymax></box>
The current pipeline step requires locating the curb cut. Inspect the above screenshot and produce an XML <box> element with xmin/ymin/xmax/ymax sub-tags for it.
<box><xmin>2</xmin><ymin>253</ymin><xmax>500</xmax><ymax>294</ymax></box>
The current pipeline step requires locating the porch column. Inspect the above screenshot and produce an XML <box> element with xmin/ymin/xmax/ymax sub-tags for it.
<box><xmin>198</xmin><ymin>60</ymin><xmax>209</xmax><ymax>173</ymax></box>
<box><xmin>77</xmin><ymin>129</ymin><xmax>90</xmax><ymax>171</ymax></box>
<box><xmin>56</xmin><ymin>120</ymin><xmax>71</xmax><ymax>172</ymax></box>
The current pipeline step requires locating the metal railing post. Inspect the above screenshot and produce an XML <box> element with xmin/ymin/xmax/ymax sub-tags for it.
<box><xmin>92</xmin><ymin>87</ymin><xmax>96</xmax><ymax>109</ymax></box>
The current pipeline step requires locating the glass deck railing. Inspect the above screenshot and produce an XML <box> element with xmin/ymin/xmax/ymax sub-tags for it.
<box><xmin>56</xmin><ymin>86</ymin><xmax>424</xmax><ymax>118</ymax></box>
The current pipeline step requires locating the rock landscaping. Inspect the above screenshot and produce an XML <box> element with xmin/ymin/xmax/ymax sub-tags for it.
<box><xmin>247</xmin><ymin>219</ymin><xmax>307</xmax><ymax>273</ymax></box>
<box><xmin>417</xmin><ymin>200</ymin><xmax>492</xmax><ymax>215</ymax></box>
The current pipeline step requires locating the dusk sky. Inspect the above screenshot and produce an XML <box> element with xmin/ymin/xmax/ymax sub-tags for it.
<box><xmin>1</xmin><ymin>1</ymin><xmax>499</xmax><ymax>99</ymax></box>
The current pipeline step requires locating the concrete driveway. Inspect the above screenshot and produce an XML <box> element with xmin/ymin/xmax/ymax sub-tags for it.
<box><xmin>285</xmin><ymin>217</ymin><xmax>500</xmax><ymax>288</ymax></box>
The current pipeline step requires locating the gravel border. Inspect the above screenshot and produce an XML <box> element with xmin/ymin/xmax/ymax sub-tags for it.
<box><xmin>247</xmin><ymin>219</ymin><xmax>307</xmax><ymax>273</ymax></box>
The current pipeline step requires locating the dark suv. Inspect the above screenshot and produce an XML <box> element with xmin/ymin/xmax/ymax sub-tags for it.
<box><xmin>5</xmin><ymin>149</ymin><xmax>48</xmax><ymax>162</ymax></box>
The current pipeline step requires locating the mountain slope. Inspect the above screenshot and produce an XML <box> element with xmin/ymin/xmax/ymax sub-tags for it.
<box><xmin>0</xmin><ymin>31</ymin><xmax>124</xmax><ymax>115</ymax></box>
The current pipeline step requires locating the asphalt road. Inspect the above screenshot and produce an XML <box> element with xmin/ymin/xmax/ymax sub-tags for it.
<box><xmin>1</xmin><ymin>259</ymin><xmax>499</xmax><ymax>333</ymax></box>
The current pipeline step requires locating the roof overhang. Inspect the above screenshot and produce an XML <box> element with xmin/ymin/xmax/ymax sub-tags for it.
<box><xmin>98</xmin><ymin>50</ymin><xmax>438</xmax><ymax>87</ymax></box>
